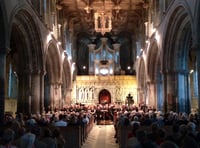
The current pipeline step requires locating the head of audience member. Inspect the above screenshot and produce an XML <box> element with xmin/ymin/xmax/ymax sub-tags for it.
<box><xmin>160</xmin><ymin>141</ymin><xmax>179</xmax><ymax>148</ymax></box>
<box><xmin>20</xmin><ymin>132</ymin><xmax>36</xmax><ymax>148</ymax></box>
<box><xmin>179</xmin><ymin>124</ymin><xmax>188</xmax><ymax>136</ymax></box>
<box><xmin>181</xmin><ymin>135</ymin><xmax>199</xmax><ymax>148</ymax></box>
<box><xmin>1</xmin><ymin>128</ymin><xmax>15</xmax><ymax>146</ymax></box>
<box><xmin>187</xmin><ymin>122</ymin><xmax>196</xmax><ymax>133</ymax></box>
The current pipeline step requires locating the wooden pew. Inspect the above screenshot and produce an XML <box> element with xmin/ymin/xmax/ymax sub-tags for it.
<box><xmin>57</xmin><ymin>116</ymin><xmax>94</xmax><ymax>148</ymax></box>
<box><xmin>59</xmin><ymin>125</ymin><xmax>81</xmax><ymax>148</ymax></box>
<box><xmin>117</xmin><ymin>125</ymin><xmax>173</xmax><ymax>148</ymax></box>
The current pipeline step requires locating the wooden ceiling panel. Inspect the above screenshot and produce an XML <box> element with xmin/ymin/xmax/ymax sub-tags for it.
<box><xmin>58</xmin><ymin>0</ymin><xmax>148</xmax><ymax>35</ymax></box>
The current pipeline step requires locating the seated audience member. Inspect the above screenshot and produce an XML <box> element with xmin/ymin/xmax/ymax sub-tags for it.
<box><xmin>160</xmin><ymin>141</ymin><xmax>179</xmax><ymax>148</ymax></box>
<box><xmin>181</xmin><ymin>135</ymin><xmax>199</xmax><ymax>148</ymax></box>
<box><xmin>20</xmin><ymin>131</ymin><xmax>36</xmax><ymax>148</ymax></box>
<box><xmin>187</xmin><ymin>122</ymin><xmax>197</xmax><ymax>136</ymax></box>
<box><xmin>130</xmin><ymin>116</ymin><xmax>140</xmax><ymax>126</ymax></box>
<box><xmin>52</xmin><ymin>128</ymin><xmax>65</xmax><ymax>148</ymax></box>
<box><xmin>0</xmin><ymin>128</ymin><xmax>17</xmax><ymax>148</ymax></box>
<box><xmin>82</xmin><ymin>114</ymin><xmax>89</xmax><ymax>125</ymax></box>
<box><xmin>31</xmin><ymin>127</ymin><xmax>47</xmax><ymax>148</ymax></box>
<box><xmin>54</xmin><ymin>114</ymin><xmax>68</xmax><ymax>127</ymax></box>
<box><xmin>128</xmin><ymin>122</ymin><xmax>140</xmax><ymax>139</ymax></box>
<box><xmin>165</xmin><ymin>123</ymin><xmax>181</xmax><ymax>144</ymax></box>
<box><xmin>41</xmin><ymin>127</ymin><xmax>57</xmax><ymax>148</ymax></box>
<box><xmin>13</xmin><ymin>127</ymin><xmax>26</xmax><ymax>147</ymax></box>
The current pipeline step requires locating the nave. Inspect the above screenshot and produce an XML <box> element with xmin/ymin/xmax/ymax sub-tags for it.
<box><xmin>82</xmin><ymin>124</ymin><xmax>118</xmax><ymax>148</ymax></box>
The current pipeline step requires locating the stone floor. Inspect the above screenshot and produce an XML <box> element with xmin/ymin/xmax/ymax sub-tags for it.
<box><xmin>81</xmin><ymin>123</ymin><xmax>119</xmax><ymax>148</ymax></box>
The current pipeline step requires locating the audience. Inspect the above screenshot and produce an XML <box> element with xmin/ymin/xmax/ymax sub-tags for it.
<box><xmin>1</xmin><ymin>104</ymin><xmax>200</xmax><ymax>148</ymax></box>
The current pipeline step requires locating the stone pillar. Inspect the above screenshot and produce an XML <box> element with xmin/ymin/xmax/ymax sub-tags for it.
<box><xmin>17</xmin><ymin>70</ymin><xmax>32</xmax><ymax>114</ymax></box>
<box><xmin>49</xmin><ymin>83</ymin><xmax>62</xmax><ymax>110</ymax></box>
<box><xmin>163</xmin><ymin>71</ymin><xmax>177</xmax><ymax>113</ymax></box>
<box><xmin>0</xmin><ymin>49</ymin><xmax>7</xmax><ymax>125</ymax></box>
<box><xmin>40</xmin><ymin>70</ymin><xmax>46</xmax><ymax>114</ymax></box>
<box><xmin>88</xmin><ymin>44</ymin><xmax>95</xmax><ymax>75</ymax></box>
<box><xmin>57</xmin><ymin>83</ymin><xmax>62</xmax><ymax>109</ymax></box>
<box><xmin>113</xmin><ymin>43</ymin><xmax>121</xmax><ymax>74</ymax></box>
<box><xmin>49</xmin><ymin>83</ymin><xmax>55</xmax><ymax>110</ymax></box>
<box><xmin>193</xmin><ymin>44</ymin><xmax>200</xmax><ymax>113</ymax></box>
<box><xmin>176</xmin><ymin>70</ymin><xmax>190</xmax><ymax>113</ymax></box>
<box><xmin>31</xmin><ymin>70</ymin><xmax>41</xmax><ymax>114</ymax></box>
<box><xmin>137</xmin><ymin>88</ymin><xmax>144</xmax><ymax>105</ymax></box>
<box><xmin>66</xmin><ymin>88</ymin><xmax>72</xmax><ymax>105</ymax></box>
<box><xmin>147</xmin><ymin>81</ymin><xmax>156</xmax><ymax>109</ymax></box>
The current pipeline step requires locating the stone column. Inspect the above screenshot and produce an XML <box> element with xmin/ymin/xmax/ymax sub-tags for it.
<box><xmin>17</xmin><ymin>70</ymin><xmax>32</xmax><ymax>114</ymax></box>
<box><xmin>0</xmin><ymin>49</ymin><xmax>7</xmax><ymax>125</ymax></box>
<box><xmin>49</xmin><ymin>83</ymin><xmax>55</xmax><ymax>110</ymax></box>
<box><xmin>66</xmin><ymin>88</ymin><xmax>72</xmax><ymax>105</ymax></box>
<box><xmin>49</xmin><ymin>83</ymin><xmax>62</xmax><ymax>110</ymax></box>
<box><xmin>137</xmin><ymin>87</ymin><xmax>144</xmax><ymax>105</ymax></box>
<box><xmin>40</xmin><ymin>70</ymin><xmax>46</xmax><ymax>114</ymax></box>
<box><xmin>113</xmin><ymin>43</ymin><xmax>121</xmax><ymax>74</ymax></box>
<box><xmin>163</xmin><ymin>70</ymin><xmax>177</xmax><ymax>112</ymax></box>
<box><xmin>88</xmin><ymin>44</ymin><xmax>95</xmax><ymax>75</ymax></box>
<box><xmin>31</xmin><ymin>70</ymin><xmax>41</xmax><ymax>114</ymax></box>
<box><xmin>56</xmin><ymin>83</ymin><xmax>62</xmax><ymax>109</ymax></box>
<box><xmin>147</xmin><ymin>81</ymin><xmax>156</xmax><ymax>109</ymax></box>
<box><xmin>176</xmin><ymin>70</ymin><xmax>190</xmax><ymax>113</ymax></box>
<box><xmin>193</xmin><ymin>44</ymin><xmax>200</xmax><ymax>113</ymax></box>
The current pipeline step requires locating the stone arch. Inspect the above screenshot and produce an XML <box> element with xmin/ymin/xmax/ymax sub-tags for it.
<box><xmin>191</xmin><ymin>0</ymin><xmax>200</xmax><ymax>44</ymax></box>
<box><xmin>163</xmin><ymin>6</ymin><xmax>192</xmax><ymax>71</ymax></box>
<box><xmin>10</xmin><ymin>9</ymin><xmax>44</xmax><ymax>73</ymax></box>
<box><xmin>44</xmin><ymin>41</ymin><xmax>62</xmax><ymax>110</ymax></box>
<box><xmin>163</xmin><ymin>5</ymin><xmax>193</xmax><ymax>112</ymax></box>
<box><xmin>8</xmin><ymin>9</ymin><xmax>43</xmax><ymax>114</ymax></box>
<box><xmin>45</xmin><ymin>42</ymin><xmax>61</xmax><ymax>83</ymax></box>
<box><xmin>146</xmin><ymin>39</ymin><xmax>163</xmax><ymax>110</ymax></box>
<box><xmin>99</xmin><ymin>89</ymin><xmax>111</xmax><ymax>104</ymax></box>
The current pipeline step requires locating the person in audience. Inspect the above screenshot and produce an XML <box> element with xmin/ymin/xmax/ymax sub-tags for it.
<box><xmin>41</xmin><ymin>127</ymin><xmax>57</xmax><ymax>148</ymax></box>
<box><xmin>181</xmin><ymin>135</ymin><xmax>199</xmax><ymax>148</ymax></box>
<box><xmin>130</xmin><ymin>115</ymin><xmax>140</xmax><ymax>126</ymax></box>
<box><xmin>31</xmin><ymin>126</ymin><xmax>47</xmax><ymax>148</ymax></box>
<box><xmin>128</xmin><ymin>122</ymin><xmax>140</xmax><ymax>139</ymax></box>
<box><xmin>0</xmin><ymin>128</ymin><xmax>17</xmax><ymax>148</ymax></box>
<box><xmin>165</xmin><ymin>123</ymin><xmax>181</xmax><ymax>144</ymax></box>
<box><xmin>52</xmin><ymin>127</ymin><xmax>65</xmax><ymax>148</ymax></box>
<box><xmin>54</xmin><ymin>114</ymin><xmax>68</xmax><ymax>127</ymax></box>
<box><xmin>160</xmin><ymin>140</ymin><xmax>179</xmax><ymax>148</ymax></box>
<box><xmin>20</xmin><ymin>130</ymin><xmax>36</xmax><ymax>148</ymax></box>
<box><xmin>13</xmin><ymin>127</ymin><xmax>26</xmax><ymax>147</ymax></box>
<box><xmin>82</xmin><ymin>114</ymin><xmax>89</xmax><ymax>125</ymax></box>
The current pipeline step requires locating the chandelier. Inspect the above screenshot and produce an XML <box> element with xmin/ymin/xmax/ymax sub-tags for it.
<box><xmin>94</xmin><ymin>11</ymin><xmax>112</xmax><ymax>35</ymax></box>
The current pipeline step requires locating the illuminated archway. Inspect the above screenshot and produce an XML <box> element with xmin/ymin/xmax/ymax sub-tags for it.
<box><xmin>99</xmin><ymin>89</ymin><xmax>111</xmax><ymax>104</ymax></box>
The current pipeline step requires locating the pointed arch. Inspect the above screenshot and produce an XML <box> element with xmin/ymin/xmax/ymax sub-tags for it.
<box><xmin>162</xmin><ymin>5</ymin><xmax>193</xmax><ymax>113</ymax></box>
<box><xmin>8</xmin><ymin>9</ymin><xmax>44</xmax><ymax>114</ymax></box>
<box><xmin>46</xmin><ymin>41</ymin><xmax>62</xmax><ymax>83</ymax></box>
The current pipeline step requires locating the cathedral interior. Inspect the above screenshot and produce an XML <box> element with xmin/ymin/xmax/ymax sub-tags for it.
<box><xmin>0</xmin><ymin>0</ymin><xmax>200</xmax><ymax>124</ymax></box>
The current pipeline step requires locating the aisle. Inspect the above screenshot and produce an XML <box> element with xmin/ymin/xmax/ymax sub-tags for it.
<box><xmin>81</xmin><ymin>124</ymin><xmax>119</xmax><ymax>148</ymax></box>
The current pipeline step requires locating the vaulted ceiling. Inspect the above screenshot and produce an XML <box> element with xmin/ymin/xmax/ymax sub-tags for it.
<box><xmin>57</xmin><ymin>0</ymin><xmax>149</xmax><ymax>35</ymax></box>
<box><xmin>57</xmin><ymin>0</ymin><xmax>149</xmax><ymax>75</ymax></box>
